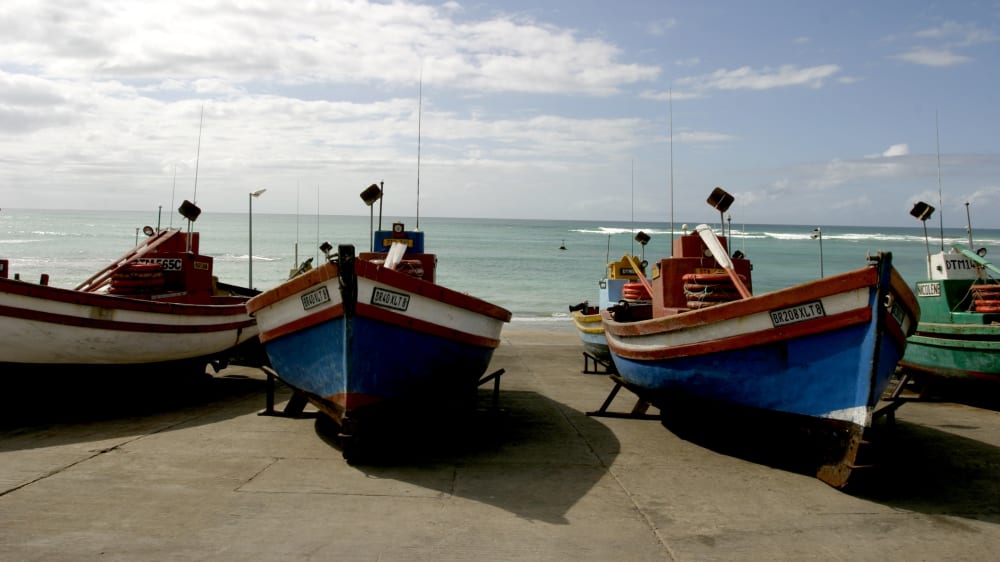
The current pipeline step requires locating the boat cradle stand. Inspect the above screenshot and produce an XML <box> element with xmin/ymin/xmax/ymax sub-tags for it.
<box><xmin>582</xmin><ymin>352</ymin><xmax>616</xmax><ymax>375</ymax></box>
<box><xmin>478</xmin><ymin>369</ymin><xmax>506</xmax><ymax>411</ymax></box>
<box><xmin>256</xmin><ymin>367</ymin><xmax>507</xmax><ymax>418</ymax></box>
<box><xmin>586</xmin><ymin>374</ymin><xmax>659</xmax><ymax>420</ymax></box>
<box><xmin>257</xmin><ymin>366</ymin><xmax>318</xmax><ymax>419</ymax></box>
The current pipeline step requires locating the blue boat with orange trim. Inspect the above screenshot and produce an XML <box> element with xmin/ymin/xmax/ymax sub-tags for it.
<box><xmin>246</xmin><ymin>185</ymin><xmax>511</xmax><ymax>456</ymax></box>
<box><xmin>600</xmin><ymin>189</ymin><xmax>919</xmax><ymax>488</ymax></box>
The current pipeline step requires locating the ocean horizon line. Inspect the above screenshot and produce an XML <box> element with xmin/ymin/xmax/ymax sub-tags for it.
<box><xmin>4</xmin><ymin>207</ymin><xmax>998</xmax><ymax>232</ymax></box>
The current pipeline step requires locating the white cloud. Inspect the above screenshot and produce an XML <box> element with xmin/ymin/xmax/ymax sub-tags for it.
<box><xmin>646</xmin><ymin>18</ymin><xmax>677</xmax><ymax>36</ymax></box>
<box><xmin>882</xmin><ymin>144</ymin><xmax>910</xmax><ymax>158</ymax></box>
<box><xmin>675</xmin><ymin>64</ymin><xmax>841</xmax><ymax>92</ymax></box>
<box><xmin>893</xmin><ymin>47</ymin><xmax>970</xmax><ymax>67</ymax></box>
<box><xmin>0</xmin><ymin>0</ymin><xmax>659</xmax><ymax>96</ymax></box>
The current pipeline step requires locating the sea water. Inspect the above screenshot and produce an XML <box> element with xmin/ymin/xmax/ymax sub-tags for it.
<box><xmin>2</xmin><ymin>208</ymin><xmax>998</xmax><ymax>331</ymax></box>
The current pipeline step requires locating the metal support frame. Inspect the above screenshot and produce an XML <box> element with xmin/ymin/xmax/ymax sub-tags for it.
<box><xmin>582</xmin><ymin>352</ymin><xmax>615</xmax><ymax>374</ymax></box>
<box><xmin>477</xmin><ymin>368</ymin><xmax>505</xmax><ymax>411</ymax></box>
<box><xmin>586</xmin><ymin>374</ymin><xmax>659</xmax><ymax>420</ymax></box>
<box><xmin>258</xmin><ymin>366</ymin><xmax>317</xmax><ymax>418</ymax></box>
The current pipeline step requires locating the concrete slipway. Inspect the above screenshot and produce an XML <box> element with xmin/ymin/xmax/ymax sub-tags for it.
<box><xmin>1</xmin><ymin>329</ymin><xmax>998</xmax><ymax>561</ymax></box>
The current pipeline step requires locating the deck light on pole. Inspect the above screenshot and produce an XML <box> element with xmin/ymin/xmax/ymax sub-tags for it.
<box><xmin>249</xmin><ymin>189</ymin><xmax>267</xmax><ymax>289</ymax></box>
<box><xmin>360</xmin><ymin>183</ymin><xmax>383</xmax><ymax>251</ymax></box>
<box><xmin>811</xmin><ymin>227</ymin><xmax>824</xmax><ymax>278</ymax></box>
<box><xmin>910</xmin><ymin>201</ymin><xmax>935</xmax><ymax>277</ymax></box>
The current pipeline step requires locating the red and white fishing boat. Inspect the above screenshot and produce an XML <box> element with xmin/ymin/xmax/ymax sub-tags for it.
<box><xmin>599</xmin><ymin>189</ymin><xmax>920</xmax><ymax>487</ymax></box>
<box><xmin>0</xmin><ymin>201</ymin><xmax>260</xmax><ymax>374</ymax></box>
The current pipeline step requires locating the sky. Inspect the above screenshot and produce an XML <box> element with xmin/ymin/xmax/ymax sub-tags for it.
<box><xmin>1</xmin><ymin>0</ymin><xmax>998</xmax><ymax>228</ymax></box>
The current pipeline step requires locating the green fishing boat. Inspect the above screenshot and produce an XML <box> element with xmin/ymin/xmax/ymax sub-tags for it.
<box><xmin>897</xmin><ymin>202</ymin><xmax>1000</xmax><ymax>388</ymax></box>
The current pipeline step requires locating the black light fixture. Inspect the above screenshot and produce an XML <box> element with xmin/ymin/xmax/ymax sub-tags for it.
<box><xmin>910</xmin><ymin>201</ymin><xmax>935</xmax><ymax>222</ymax></box>
<box><xmin>810</xmin><ymin>227</ymin><xmax>824</xmax><ymax>278</ymax></box>
<box><xmin>142</xmin><ymin>225</ymin><xmax>155</xmax><ymax>236</ymax></box>
<box><xmin>319</xmin><ymin>241</ymin><xmax>334</xmax><ymax>260</ymax></box>
<box><xmin>910</xmin><ymin>201</ymin><xmax>935</xmax><ymax>270</ymax></box>
<box><xmin>360</xmin><ymin>183</ymin><xmax>382</xmax><ymax>206</ymax></box>
<box><xmin>360</xmin><ymin>182</ymin><xmax>384</xmax><ymax>252</ymax></box>
<box><xmin>178</xmin><ymin>199</ymin><xmax>201</xmax><ymax>222</ymax></box>
<box><xmin>706</xmin><ymin>187</ymin><xmax>734</xmax><ymax>232</ymax></box>
<box><xmin>634</xmin><ymin>230</ymin><xmax>650</xmax><ymax>262</ymax></box>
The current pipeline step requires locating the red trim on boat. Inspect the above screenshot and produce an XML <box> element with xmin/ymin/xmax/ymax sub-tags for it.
<box><xmin>355</xmin><ymin>260</ymin><xmax>512</xmax><ymax>322</ymax></box>
<box><xmin>258</xmin><ymin>303</ymin><xmax>345</xmax><ymax>344</ymax></box>
<box><xmin>1</xmin><ymin>278</ymin><xmax>250</xmax><ymax>317</ymax></box>
<box><xmin>0</xmin><ymin>303</ymin><xmax>254</xmax><ymax>334</ymax></box>
<box><xmin>246</xmin><ymin>263</ymin><xmax>341</xmax><ymax>314</ymax></box>
<box><xmin>609</xmin><ymin>307</ymin><xmax>872</xmax><ymax>361</ymax></box>
<box><xmin>605</xmin><ymin>267</ymin><xmax>876</xmax><ymax>339</ymax></box>
<box><xmin>357</xmin><ymin>302</ymin><xmax>502</xmax><ymax>348</ymax></box>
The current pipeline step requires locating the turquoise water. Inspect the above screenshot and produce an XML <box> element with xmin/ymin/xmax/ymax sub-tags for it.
<box><xmin>3</xmin><ymin>208</ymin><xmax>998</xmax><ymax>330</ymax></box>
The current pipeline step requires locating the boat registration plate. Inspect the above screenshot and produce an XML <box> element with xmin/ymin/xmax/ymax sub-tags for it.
<box><xmin>915</xmin><ymin>282</ymin><xmax>941</xmax><ymax>297</ymax></box>
<box><xmin>769</xmin><ymin>301</ymin><xmax>826</xmax><ymax>327</ymax></box>
<box><xmin>301</xmin><ymin>286</ymin><xmax>331</xmax><ymax>310</ymax></box>
<box><xmin>371</xmin><ymin>287</ymin><xmax>410</xmax><ymax>311</ymax></box>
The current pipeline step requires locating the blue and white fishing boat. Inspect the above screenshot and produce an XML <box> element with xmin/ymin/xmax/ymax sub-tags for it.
<box><xmin>569</xmin><ymin>252</ymin><xmax>648</xmax><ymax>370</ymax></box>
<box><xmin>601</xmin><ymin>189</ymin><xmax>919</xmax><ymax>488</ymax></box>
<box><xmin>246</xmin><ymin>184</ymin><xmax>511</xmax><ymax>457</ymax></box>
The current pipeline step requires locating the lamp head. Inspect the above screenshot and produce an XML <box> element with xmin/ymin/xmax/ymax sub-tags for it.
<box><xmin>178</xmin><ymin>200</ymin><xmax>201</xmax><ymax>222</ymax></box>
<box><xmin>360</xmin><ymin>183</ymin><xmax>382</xmax><ymax>206</ymax></box>
<box><xmin>910</xmin><ymin>201</ymin><xmax>935</xmax><ymax>222</ymax></box>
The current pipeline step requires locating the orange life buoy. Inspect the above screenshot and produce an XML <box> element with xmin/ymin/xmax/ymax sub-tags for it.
<box><xmin>621</xmin><ymin>282</ymin><xmax>651</xmax><ymax>301</ymax></box>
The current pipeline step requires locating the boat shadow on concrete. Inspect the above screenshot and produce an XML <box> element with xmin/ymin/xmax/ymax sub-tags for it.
<box><xmin>656</xmin><ymin>401</ymin><xmax>1000</xmax><ymax>523</ymax></box>
<box><xmin>0</xmin><ymin>364</ymin><xmax>270</xmax><ymax>450</ymax></box>
<box><xmin>845</xmin><ymin>416</ymin><xmax>1000</xmax><ymax>522</ymax></box>
<box><xmin>311</xmin><ymin>387</ymin><xmax>621</xmax><ymax>525</ymax></box>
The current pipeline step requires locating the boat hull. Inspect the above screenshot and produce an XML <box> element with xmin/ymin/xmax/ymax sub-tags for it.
<box><xmin>0</xmin><ymin>277</ymin><xmax>258</xmax><ymax>369</ymax></box>
<box><xmin>571</xmin><ymin>309</ymin><xmax>609</xmax><ymax>360</ymax></box>
<box><xmin>899</xmin><ymin>277</ymin><xmax>1000</xmax><ymax>385</ymax></box>
<box><xmin>603</xmin><ymin>254</ymin><xmax>918</xmax><ymax>486</ymax></box>
<box><xmin>900</xmin><ymin>323</ymin><xmax>1000</xmax><ymax>382</ymax></box>
<box><xmin>247</xmin><ymin>254</ymin><xmax>511</xmax><ymax>427</ymax></box>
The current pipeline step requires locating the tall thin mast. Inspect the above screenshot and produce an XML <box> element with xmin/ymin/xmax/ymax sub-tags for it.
<box><xmin>935</xmin><ymin>111</ymin><xmax>944</xmax><ymax>251</ymax></box>
<box><xmin>416</xmin><ymin>65</ymin><xmax>423</xmax><ymax>230</ymax></box>
<box><xmin>669</xmin><ymin>88</ymin><xmax>675</xmax><ymax>257</ymax></box>
<box><xmin>193</xmin><ymin>105</ymin><xmax>204</xmax><ymax>205</ymax></box>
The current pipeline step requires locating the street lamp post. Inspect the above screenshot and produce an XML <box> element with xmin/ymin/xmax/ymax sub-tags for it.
<box><xmin>249</xmin><ymin>189</ymin><xmax>267</xmax><ymax>289</ymax></box>
<box><xmin>811</xmin><ymin>227</ymin><xmax>824</xmax><ymax>278</ymax></box>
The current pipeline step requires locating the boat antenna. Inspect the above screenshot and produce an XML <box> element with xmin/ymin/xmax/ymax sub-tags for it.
<box><xmin>965</xmin><ymin>201</ymin><xmax>974</xmax><ymax>248</ymax></box>
<box><xmin>169</xmin><ymin>164</ymin><xmax>177</xmax><ymax>228</ymax></box>
<box><xmin>187</xmin><ymin>105</ymin><xmax>205</xmax><ymax>253</ymax></box>
<box><xmin>416</xmin><ymin>64</ymin><xmax>423</xmax><ymax>230</ymax></box>
<box><xmin>669</xmin><ymin>87</ymin><xmax>675</xmax><ymax>257</ymax></box>
<box><xmin>294</xmin><ymin>182</ymin><xmax>300</xmax><ymax>267</ymax></box>
<box><xmin>193</xmin><ymin>104</ymin><xmax>204</xmax><ymax>205</ymax></box>
<box><xmin>935</xmin><ymin>111</ymin><xmax>944</xmax><ymax>251</ymax></box>
<box><xmin>606</xmin><ymin>233</ymin><xmax>611</xmax><ymax>265</ymax></box>
<box><xmin>315</xmin><ymin>184</ymin><xmax>320</xmax><ymax>262</ymax></box>
<box><xmin>631</xmin><ymin>158</ymin><xmax>635</xmax><ymax>257</ymax></box>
